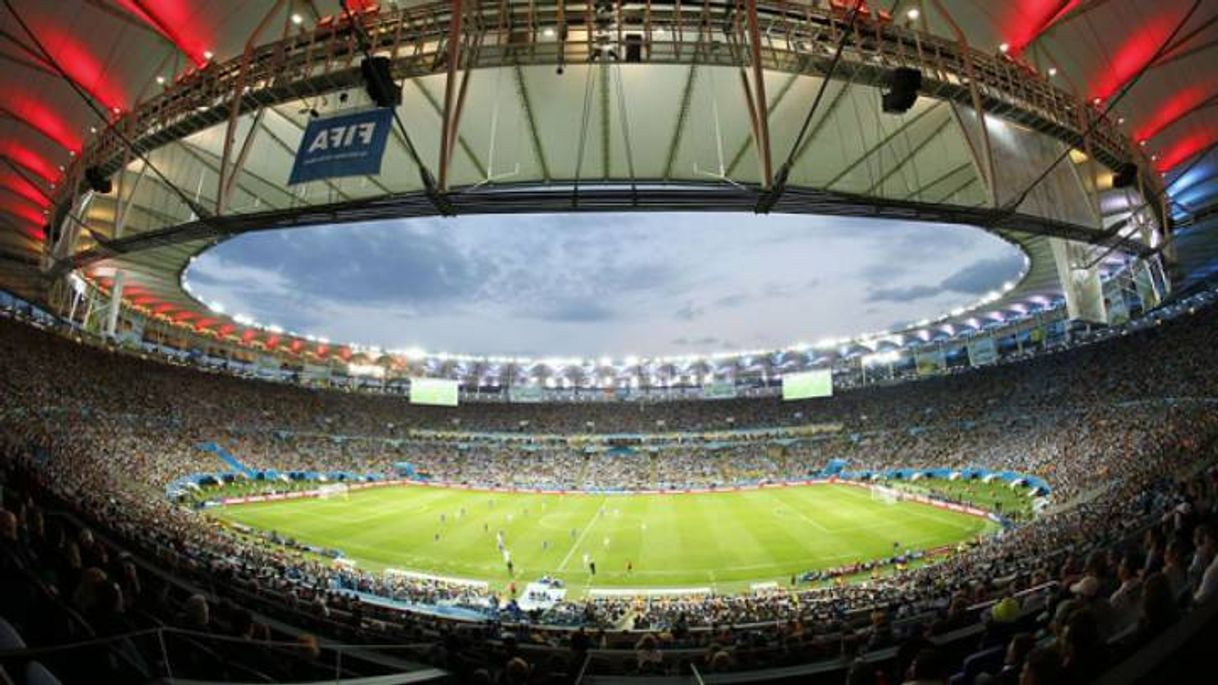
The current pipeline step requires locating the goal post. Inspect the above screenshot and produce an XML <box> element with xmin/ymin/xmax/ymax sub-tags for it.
<box><xmin>317</xmin><ymin>483</ymin><xmax>350</xmax><ymax>500</ymax></box>
<box><xmin>869</xmin><ymin>484</ymin><xmax>901</xmax><ymax>505</ymax></box>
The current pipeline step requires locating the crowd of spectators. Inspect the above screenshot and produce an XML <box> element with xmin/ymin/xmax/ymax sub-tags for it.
<box><xmin>2</xmin><ymin>299</ymin><xmax>1218</xmax><ymax>682</ymax></box>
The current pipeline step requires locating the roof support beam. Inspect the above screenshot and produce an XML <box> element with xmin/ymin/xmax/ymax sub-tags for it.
<box><xmin>512</xmin><ymin>64</ymin><xmax>551</xmax><ymax>182</ymax></box>
<box><xmin>743</xmin><ymin>0</ymin><xmax>773</xmax><ymax>187</ymax></box>
<box><xmin>662</xmin><ymin>65</ymin><xmax>699</xmax><ymax>180</ymax></box>
<box><xmin>863</xmin><ymin>116</ymin><xmax>953</xmax><ymax>196</ymax></box>
<box><xmin>217</xmin><ymin>0</ymin><xmax>286</xmax><ymax>216</ymax></box>
<box><xmin>823</xmin><ymin>102</ymin><xmax>943</xmax><ymax>191</ymax></box>
<box><xmin>438</xmin><ymin>0</ymin><xmax>465</xmax><ymax>191</ymax></box>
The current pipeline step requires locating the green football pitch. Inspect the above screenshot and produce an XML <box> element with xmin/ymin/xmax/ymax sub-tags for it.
<box><xmin>209</xmin><ymin>483</ymin><xmax>997</xmax><ymax>596</ymax></box>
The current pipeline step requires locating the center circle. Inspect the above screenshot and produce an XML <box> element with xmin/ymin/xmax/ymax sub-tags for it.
<box><xmin>185</xmin><ymin>213</ymin><xmax>1026</xmax><ymax>357</ymax></box>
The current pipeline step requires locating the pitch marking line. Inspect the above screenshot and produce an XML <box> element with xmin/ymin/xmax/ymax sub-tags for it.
<box><xmin>775</xmin><ymin>501</ymin><xmax>832</xmax><ymax>534</ymax></box>
<box><xmin>557</xmin><ymin>496</ymin><xmax>607</xmax><ymax>572</ymax></box>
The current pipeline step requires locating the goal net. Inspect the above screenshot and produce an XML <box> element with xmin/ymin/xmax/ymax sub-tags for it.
<box><xmin>317</xmin><ymin>483</ymin><xmax>350</xmax><ymax>500</ymax></box>
<box><xmin>869</xmin><ymin>484</ymin><xmax>901</xmax><ymax>505</ymax></box>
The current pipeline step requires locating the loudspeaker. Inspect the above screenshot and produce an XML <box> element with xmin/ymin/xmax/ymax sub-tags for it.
<box><xmin>360</xmin><ymin>56</ymin><xmax>402</xmax><ymax>108</ymax></box>
<box><xmin>1112</xmin><ymin>162</ymin><xmax>1138</xmax><ymax>188</ymax></box>
<box><xmin>881</xmin><ymin>67</ymin><xmax>922</xmax><ymax>114</ymax></box>
<box><xmin>624</xmin><ymin>33</ymin><xmax>642</xmax><ymax>63</ymax></box>
<box><xmin>84</xmin><ymin>166</ymin><xmax>112</xmax><ymax>194</ymax></box>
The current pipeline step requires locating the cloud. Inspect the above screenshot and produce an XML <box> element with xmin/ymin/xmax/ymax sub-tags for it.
<box><xmin>186</xmin><ymin>212</ymin><xmax>1025</xmax><ymax>356</ymax></box>
<box><xmin>940</xmin><ymin>254</ymin><xmax>1026</xmax><ymax>295</ymax></box>
<box><xmin>713</xmin><ymin>294</ymin><xmax>748</xmax><ymax>308</ymax></box>
<box><xmin>674</xmin><ymin>302</ymin><xmax>704</xmax><ymax>320</ymax></box>
<box><xmin>866</xmin><ymin>284</ymin><xmax>945</xmax><ymax>303</ymax></box>
<box><xmin>527</xmin><ymin>300</ymin><xmax>618</xmax><ymax>323</ymax></box>
<box><xmin>672</xmin><ymin>336</ymin><xmax>720</xmax><ymax>346</ymax></box>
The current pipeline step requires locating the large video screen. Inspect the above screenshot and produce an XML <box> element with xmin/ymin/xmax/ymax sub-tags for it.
<box><xmin>410</xmin><ymin>378</ymin><xmax>459</xmax><ymax>406</ymax></box>
<box><xmin>781</xmin><ymin>369</ymin><xmax>833</xmax><ymax>401</ymax></box>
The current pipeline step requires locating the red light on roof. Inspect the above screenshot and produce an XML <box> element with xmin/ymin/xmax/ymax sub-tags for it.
<box><xmin>0</xmin><ymin>94</ymin><xmax>83</xmax><ymax>151</ymax></box>
<box><xmin>1004</xmin><ymin>0</ymin><xmax>1082</xmax><ymax>56</ymax></box>
<box><xmin>1089</xmin><ymin>12</ymin><xmax>1177</xmax><ymax>101</ymax></box>
<box><xmin>241</xmin><ymin>329</ymin><xmax>258</xmax><ymax>343</ymax></box>
<box><xmin>265</xmin><ymin>335</ymin><xmax>281</xmax><ymax>349</ymax></box>
<box><xmin>0</xmin><ymin>142</ymin><xmax>59</xmax><ymax>183</ymax></box>
<box><xmin>0</xmin><ymin>174</ymin><xmax>51</xmax><ymax>209</ymax></box>
<box><xmin>316</xmin><ymin>344</ymin><xmax>330</xmax><ymax>357</ymax></box>
<box><xmin>113</xmin><ymin>0</ymin><xmax>212</xmax><ymax>68</ymax></box>
<box><xmin>289</xmin><ymin>339</ymin><xmax>304</xmax><ymax>353</ymax></box>
<box><xmin>37</xmin><ymin>27</ymin><xmax>130</xmax><ymax>111</ymax></box>
<box><xmin>1134</xmin><ymin>85</ymin><xmax>1217</xmax><ymax>143</ymax></box>
<box><xmin>1155</xmin><ymin>131</ymin><xmax>1218</xmax><ymax>172</ymax></box>
<box><xmin>2</xmin><ymin>202</ymin><xmax>47</xmax><ymax>226</ymax></box>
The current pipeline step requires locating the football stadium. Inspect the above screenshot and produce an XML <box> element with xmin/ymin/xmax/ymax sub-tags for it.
<box><xmin>2</xmin><ymin>1</ymin><xmax>1218</xmax><ymax>684</ymax></box>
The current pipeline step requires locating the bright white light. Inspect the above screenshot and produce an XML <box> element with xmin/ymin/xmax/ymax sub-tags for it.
<box><xmin>542</xmin><ymin>26</ymin><xmax>556</xmax><ymax>38</ymax></box>
<box><xmin>905</xmin><ymin>8</ymin><xmax>919</xmax><ymax>20</ymax></box>
<box><xmin>203</xmin><ymin>50</ymin><xmax>214</xmax><ymax>60</ymax></box>
<box><xmin>862</xmin><ymin>350</ymin><xmax>901</xmax><ymax>367</ymax></box>
<box><xmin>348</xmin><ymin>363</ymin><xmax>385</xmax><ymax>378</ymax></box>
<box><xmin>291</xmin><ymin>13</ymin><xmax>304</xmax><ymax>25</ymax></box>
<box><xmin>156</xmin><ymin>75</ymin><xmax>166</xmax><ymax>85</ymax></box>
<box><xmin>998</xmin><ymin>43</ymin><xmax>1009</xmax><ymax>54</ymax></box>
<box><xmin>1047</xmin><ymin>67</ymin><xmax>1057</xmax><ymax>77</ymax></box>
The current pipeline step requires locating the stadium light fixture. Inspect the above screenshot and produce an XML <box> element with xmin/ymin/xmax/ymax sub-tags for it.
<box><xmin>291</xmin><ymin>13</ymin><xmax>304</xmax><ymax>25</ymax></box>
<box><xmin>1047</xmin><ymin>67</ymin><xmax>1058</xmax><ymax>77</ymax></box>
<box><xmin>905</xmin><ymin>8</ymin><xmax>919</xmax><ymax>20</ymax></box>
<box><xmin>998</xmin><ymin>43</ymin><xmax>1010</xmax><ymax>54</ymax></box>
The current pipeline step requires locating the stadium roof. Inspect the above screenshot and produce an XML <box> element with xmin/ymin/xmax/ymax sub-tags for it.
<box><xmin>0</xmin><ymin>0</ymin><xmax>1214</xmax><ymax>365</ymax></box>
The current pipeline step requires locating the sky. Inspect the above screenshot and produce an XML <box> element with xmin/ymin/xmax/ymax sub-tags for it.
<box><xmin>185</xmin><ymin>213</ymin><xmax>1026</xmax><ymax>357</ymax></box>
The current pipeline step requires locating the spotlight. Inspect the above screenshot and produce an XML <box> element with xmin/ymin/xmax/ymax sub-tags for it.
<box><xmin>881</xmin><ymin>67</ymin><xmax>922</xmax><ymax>114</ymax></box>
<box><xmin>291</xmin><ymin>13</ymin><xmax>303</xmax><ymax>25</ymax></box>
<box><xmin>905</xmin><ymin>8</ymin><xmax>919</xmax><ymax>20</ymax></box>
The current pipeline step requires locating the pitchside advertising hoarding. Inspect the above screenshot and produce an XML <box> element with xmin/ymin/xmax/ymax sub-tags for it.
<box><xmin>410</xmin><ymin>378</ymin><xmax>460</xmax><ymax>406</ymax></box>
<box><xmin>781</xmin><ymin>369</ymin><xmax>833</xmax><ymax>401</ymax></box>
<box><xmin>289</xmin><ymin>108</ymin><xmax>394</xmax><ymax>185</ymax></box>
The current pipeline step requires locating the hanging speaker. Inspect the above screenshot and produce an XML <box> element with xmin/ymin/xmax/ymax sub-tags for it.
<box><xmin>360</xmin><ymin>56</ymin><xmax>402</xmax><ymax>108</ymax></box>
<box><xmin>881</xmin><ymin>67</ymin><xmax>922</xmax><ymax>114</ymax></box>
<box><xmin>624</xmin><ymin>34</ymin><xmax>643</xmax><ymax>63</ymax></box>
<box><xmin>1112</xmin><ymin>162</ymin><xmax>1138</xmax><ymax>188</ymax></box>
<box><xmin>84</xmin><ymin>166</ymin><xmax>112</xmax><ymax>194</ymax></box>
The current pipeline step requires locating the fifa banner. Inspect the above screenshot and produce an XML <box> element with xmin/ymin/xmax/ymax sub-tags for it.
<box><xmin>915</xmin><ymin>348</ymin><xmax>946</xmax><ymax>376</ymax></box>
<box><xmin>782</xmin><ymin>370</ymin><xmax>832</xmax><ymax>401</ymax></box>
<box><xmin>966</xmin><ymin>337</ymin><xmax>998</xmax><ymax>367</ymax></box>
<box><xmin>1050</xmin><ymin>238</ymin><xmax>1107</xmax><ymax>324</ymax></box>
<box><xmin>410</xmin><ymin>377</ymin><xmax>459</xmax><ymax>407</ymax></box>
<box><xmin>289</xmin><ymin>108</ymin><xmax>393</xmax><ymax>185</ymax></box>
<box><xmin>508</xmin><ymin>385</ymin><xmax>544</xmax><ymax>403</ymax></box>
<box><xmin>702</xmin><ymin>380</ymin><xmax>737</xmax><ymax>400</ymax></box>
